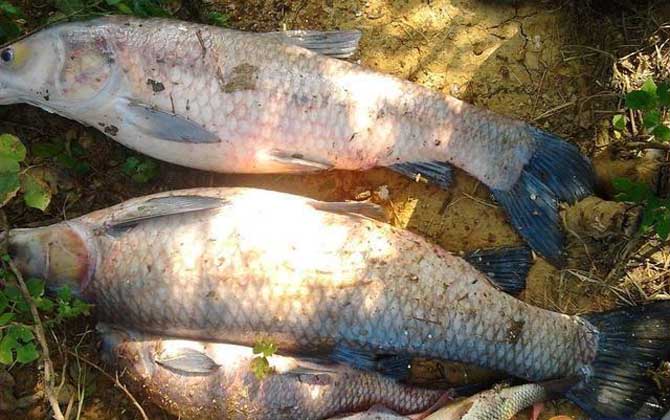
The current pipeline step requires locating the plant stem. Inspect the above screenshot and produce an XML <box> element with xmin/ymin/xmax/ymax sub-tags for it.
<box><xmin>0</xmin><ymin>210</ymin><xmax>66</xmax><ymax>420</ymax></box>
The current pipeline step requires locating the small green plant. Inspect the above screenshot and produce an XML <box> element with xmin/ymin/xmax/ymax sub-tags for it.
<box><xmin>612</xmin><ymin>78</ymin><xmax>670</xmax><ymax>141</ymax></box>
<box><xmin>0</xmin><ymin>273</ymin><xmax>91</xmax><ymax>366</ymax></box>
<box><xmin>0</xmin><ymin>0</ymin><xmax>23</xmax><ymax>44</ymax></box>
<box><xmin>121</xmin><ymin>155</ymin><xmax>159</xmax><ymax>183</ymax></box>
<box><xmin>250</xmin><ymin>339</ymin><xmax>277</xmax><ymax>379</ymax></box>
<box><xmin>613</xmin><ymin>177</ymin><xmax>670</xmax><ymax>240</ymax></box>
<box><xmin>207</xmin><ymin>11</ymin><xmax>230</xmax><ymax>27</ymax></box>
<box><xmin>0</xmin><ymin>134</ymin><xmax>52</xmax><ymax>211</ymax></box>
<box><xmin>32</xmin><ymin>137</ymin><xmax>90</xmax><ymax>175</ymax></box>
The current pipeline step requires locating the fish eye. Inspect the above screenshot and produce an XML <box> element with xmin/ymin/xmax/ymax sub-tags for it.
<box><xmin>0</xmin><ymin>48</ymin><xmax>13</xmax><ymax>63</ymax></box>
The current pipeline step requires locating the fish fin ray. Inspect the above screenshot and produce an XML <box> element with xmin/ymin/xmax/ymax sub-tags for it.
<box><xmin>463</xmin><ymin>246</ymin><xmax>533</xmax><ymax>295</ymax></box>
<box><xmin>568</xmin><ymin>302</ymin><xmax>670</xmax><ymax>419</ymax></box>
<box><xmin>267</xmin><ymin>30</ymin><xmax>362</xmax><ymax>59</ymax></box>
<box><xmin>265</xmin><ymin>149</ymin><xmax>333</xmax><ymax>172</ymax></box>
<box><xmin>155</xmin><ymin>347</ymin><xmax>221</xmax><ymax>375</ymax></box>
<box><xmin>389</xmin><ymin>161</ymin><xmax>453</xmax><ymax>190</ymax></box>
<box><xmin>120</xmin><ymin>100</ymin><xmax>220</xmax><ymax>143</ymax></box>
<box><xmin>492</xmin><ymin>129</ymin><xmax>595</xmax><ymax>266</ymax></box>
<box><xmin>330</xmin><ymin>345</ymin><xmax>411</xmax><ymax>380</ymax></box>
<box><xmin>106</xmin><ymin>195</ymin><xmax>227</xmax><ymax>234</ymax></box>
<box><xmin>310</xmin><ymin>201</ymin><xmax>388</xmax><ymax>222</ymax></box>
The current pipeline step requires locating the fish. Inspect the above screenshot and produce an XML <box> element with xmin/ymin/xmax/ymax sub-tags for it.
<box><xmin>98</xmin><ymin>324</ymin><xmax>447</xmax><ymax>420</ymax></box>
<box><xmin>423</xmin><ymin>380</ymin><xmax>574</xmax><ymax>420</ymax></box>
<box><xmin>0</xmin><ymin>16</ymin><xmax>595</xmax><ymax>265</ymax></box>
<box><xmin>335</xmin><ymin>379</ymin><xmax>575</xmax><ymax>420</ymax></box>
<box><xmin>7</xmin><ymin>187</ymin><xmax>670</xmax><ymax>419</ymax></box>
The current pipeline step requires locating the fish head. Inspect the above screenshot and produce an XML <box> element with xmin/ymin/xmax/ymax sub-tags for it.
<box><xmin>8</xmin><ymin>223</ymin><xmax>92</xmax><ymax>296</ymax></box>
<box><xmin>0</xmin><ymin>21</ymin><xmax>117</xmax><ymax>107</ymax></box>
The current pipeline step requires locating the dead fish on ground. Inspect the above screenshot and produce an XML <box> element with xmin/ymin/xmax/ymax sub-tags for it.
<box><xmin>0</xmin><ymin>16</ymin><xmax>594</xmax><ymax>264</ymax></box>
<box><xmin>98</xmin><ymin>324</ymin><xmax>448</xmax><ymax>420</ymax></box>
<box><xmin>423</xmin><ymin>379</ymin><xmax>576</xmax><ymax>420</ymax></box>
<box><xmin>333</xmin><ymin>379</ymin><xmax>575</xmax><ymax>420</ymax></box>
<box><xmin>7</xmin><ymin>187</ymin><xmax>669</xmax><ymax>419</ymax></box>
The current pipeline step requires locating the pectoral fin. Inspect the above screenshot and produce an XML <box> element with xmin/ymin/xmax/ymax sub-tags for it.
<box><xmin>310</xmin><ymin>201</ymin><xmax>388</xmax><ymax>222</ymax></box>
<box><xmin>263</xmin><ymin>149</ymin><xmax>333</xmax><ymax>172</ymax></box>
<box><xmin>119</xmin><ymin>100</ymin><xmax>220</xmax><ymax>143</ymax></box>
<box><xmin>105</xmin><ymin>195</ymin><xmax>228</xmax><ymax>235</ymax></box>
<box><xmin>267</xmin><ymin>30</ymin><xmax>362</xmax><ymax>59</ymax></box>
<box><xmin>155</xmin><ymin>347</ymin><xmax>221</xmax><ymax>375</ymax></box>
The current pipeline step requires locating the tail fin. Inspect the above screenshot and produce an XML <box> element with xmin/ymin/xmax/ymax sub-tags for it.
<box><xmin>491</xmin><ymin>128</ymin><xmax>595</xmax><ymax>266</ymax></box>
<box><xmin>568</xmin><ymin>302</ymin><xmax>670</xmax><ymax>419</ymax></box>
<box><xmin>463</xmin><ymin>246</ymin><xmax>532</xmax><ymax>295</ymax></box>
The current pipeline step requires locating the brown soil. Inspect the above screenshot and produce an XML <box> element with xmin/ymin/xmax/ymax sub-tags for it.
<box><xmin>2</xmin><ymin>0</ymin><xmax>670</xmax><ymax>419</ymax></box>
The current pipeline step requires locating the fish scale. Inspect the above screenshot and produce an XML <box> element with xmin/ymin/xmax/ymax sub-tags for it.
<box><xmin>35</xmin><ymin>188</ymin><xmax>595</xmax><ymax>380</ymax></box>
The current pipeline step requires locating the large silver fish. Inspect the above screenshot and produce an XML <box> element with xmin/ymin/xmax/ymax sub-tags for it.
<box><xmin>7</xmin><ymin>187</ymin><xmax>669</xmax><ymax>419</ymax></box>
<box><xmin>0</xmin><ymin>16</ymin><xmax>594</xmax><ymax>264</ymax></box>
<box><xmin>98</xmin><ymin>324</ymin><xmax>446</xmax><ymax>420</ymax></box>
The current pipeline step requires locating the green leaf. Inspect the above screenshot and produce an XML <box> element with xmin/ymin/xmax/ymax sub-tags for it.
<box><xmin>658</xmin><ymin>82</ymin><xmax>670</xmax><ymax>107</ymax></box>
<box><xmin>57</xmin><ymin>287</ymin><xmax>72</xmax><ymax>302</ymax></box>
<box><xmin>26</xmin><ymin>278</ymin><xmax>45</xmax><ymax>298</ymax></box>
<box><xmin>612</xmin><ymin>114</ymin><xmax>626</xmax><ymax>131</ymax></box>
<box><xmin>0</xmin><ymin>172</ymin><xmax>20</xmax><ymax>206</ymax></box>
<box><xmin>0</xmin><ymin>312</ymin><xmax>13</xmax><ymax>326</ymax></box>
<box><xmin>641</xmin><ymin>78</ymin><xmax>658</xmax><ymax>97</ymax></box>
<box><xmin>612</xmin><ymin>177</ymin><xmax>653</xmax><ymax>203</ymax></box>
<box><xmin>21</xmin><ymin>173</ymin><xmax>51</xmax><ymax>211</ymax></box>
<box><xmin>54</xmin><ymin>0</ymin><xmax>84</xmax><ymax>15</ymax></box>
<box><xmin>104</xmin><ymin>0</ymin><xmax>123</xmax><ymax>4</ymax></box>
<box><xmin>653</xmin><ymin>125</ymin><xmax>670</xmax><ymax>141</ymax></box>
<box><xmin>0</xmin><ymin>293</ymin><xmax>7</xmax><ymax>314</ymax></box>
<box><xmin>15</xmin><ymin>342</ymin><xmax>38</xmax><ymax>364</ymax></box>
<box><xmin>32</xmin><ymin>142</ymin><xmax>64</xmax><ymax>158</ymax></box>
<box><xmin>249</xmin><ymin>356</ymin><xmax>271</xmax><ymax>379</ymax></box>
<box><xmin>0</xmin><ymin>1</ymin><xmax>21</xmax><ymax>16</ymax></box>
<box><xmin>252</xmin><ymin>339</ymin><xmax>277</xmax><ymax>358</ymax></box>
<box><xmin>0</xmin><ymin>156</ymin><xmax>19</xmax><ymax>173</ymax></box>
<box><xmin>644</xmin><ymin>111</ymin><xmax>661</xmax><ymax>129</ymax></box>
<box><xmin>625</xmin><ymin>90</ymin><xmax>655</xmax><ymax>110</ymax></box>
<box><xmin>0</xmin><ymin>17</ymin><xmax>20</xmax><ymax>43</ymax></box>
<box><xmin>0</xmin><ymin>335</ymin><xmax>14</xmax><ymax>364</ymax></box>
<box><xmin>121</xmin><ymin>156</ymin><xmax>140</xmax><ymax>173</ymax></box>
<box><xmin>35</xmin><ymin>297</ymin><xmax>54</xmax><ymax>312</ymax></box>
<box><xmin>8</xmin><ymin>325</ymin><xmax>33</xmax><ymax>343</ymax></box>
<box><xmin>656</xmin><ymin>213</ymin><xmax>670</xmax><ymax>240</ymax></box>
<box><xmin>0</xmin><ymin>134</ymin><xmax>26</xmax><ymax>162</ymax></box>
<box><xmin>208</xmin><ymin>11</ymin><xmax>230</xmax><ymax>27</ymax></box>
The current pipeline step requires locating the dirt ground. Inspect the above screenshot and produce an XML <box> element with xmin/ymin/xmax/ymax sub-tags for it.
<box><xmin>1</xmin><ymin>0</ymin><xmax>670</xmax><ymax>419</ymax></box>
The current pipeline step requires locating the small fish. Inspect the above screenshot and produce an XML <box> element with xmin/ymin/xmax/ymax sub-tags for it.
<box><xmin>0</xmin><ymin>17</ymin><xmax>594</xmax><ymax>264</ymax></box>
<box><xmin>7</xmin><ymin>187</ymin><xmax>670</xmax><ymax>419</ymax></box>
<box><xmin>423</xmin><ymin>380</ymin><xmax>575</xmax><ymax>420</ymax></box>
<box><xmin>98</xmin><ymin>324</ymin><xmax>445</xmax><ymax>420</ymax></box>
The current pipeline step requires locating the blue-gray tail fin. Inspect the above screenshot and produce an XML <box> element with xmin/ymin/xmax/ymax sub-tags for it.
<box><xmin>388</xmin><ymin>129</ymin><xmax>594</xmax><ymax>266</ymax></box>
<box><xmin>463</xmin><ymin>246</ymin><xmax>532</xmax><ymax>295</ymax></box>
<box><xmin>491</xmin><ymin>128</ymin><xmax>595</xmax><ymax>266</ymax></box>
<box><xmin>568</xmin><ymin>302</ymin><xmax>670</xmax><ymax>419</ymax></box>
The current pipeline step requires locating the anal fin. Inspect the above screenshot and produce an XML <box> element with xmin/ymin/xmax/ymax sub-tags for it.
<box><xmin>389</xmin><ymin>161</ymin><xmax>453</xmax><ymax>190</ymax></box>
<box><xmin>330</xmin><ymin>345</ymin><xmax>412</xmax><ymax>380</ymax></box>
<box><xmin>463</xmin><ymin>246</ymin><xmax>532</xmax><ymax>295</ymax></box>
<box><xmin>155</xmin><ymin>346</ymin><xmax>221</xmax><ymax>375</ymax></box>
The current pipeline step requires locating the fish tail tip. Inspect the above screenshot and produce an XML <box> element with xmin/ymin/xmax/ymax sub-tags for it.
<box><xmin>569</xmin><ymin>301</ymin><xmax>670</xmax><ymax>419</ymax></box>
<box><xmin>492</xmin><ymin>128</ymin><xmax>595</xmax><ymax>265</ymax></box>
